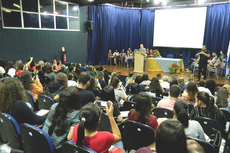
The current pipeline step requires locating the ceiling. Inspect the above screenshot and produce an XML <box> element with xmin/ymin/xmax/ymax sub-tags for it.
<box><xmin>66</xmin><ymin>0</ymin><xmax>229</xmax><ymax>7</ymax></box>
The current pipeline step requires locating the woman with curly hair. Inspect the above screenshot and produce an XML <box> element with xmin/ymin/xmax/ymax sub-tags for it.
<box><xmin>20</xmin><ymin>71</ymin><xmax>43</xmax><ymax>100</ymax></box>
<box><xmin>42</xmin><ymin>87</ymin><xmax>81</xmax><ymax>146</ymax></box>
<box><xmin>0</xmin><ymin>78</ymin><xmax>47</xmax><ymax>125</ymax></box>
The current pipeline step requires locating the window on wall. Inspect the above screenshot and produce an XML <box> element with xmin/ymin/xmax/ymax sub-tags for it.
<box><xmin>1</xmin><ymin>0</ymin><xmax>80</xmax><ymax>31</ymax></box>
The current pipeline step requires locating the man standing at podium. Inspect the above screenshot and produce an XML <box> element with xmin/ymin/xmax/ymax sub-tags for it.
<box><xmin>138</xmin><ymin>44</ymin><xmax>147</xmax><ymax>71</ymax></box>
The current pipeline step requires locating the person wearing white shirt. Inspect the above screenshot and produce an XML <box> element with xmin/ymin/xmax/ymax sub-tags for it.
<box><xmin>113</xmin><ymin>50</ymin><xmax>120</xmax><ymax>65</ymax></box>
<box><xmin>5</xmin><ymin>61</ymin><xmax>16</xmax><ymax>77</ymax></box>
<box><xmin>67</xmin><ymin>73</ymin><xmax>78</xmax><ymax>87</ymax></box>
<box><xmin>198</xmin><ymin>81</ymin><xmax>213</xmax><ymax>96</ymax></box>
<box><xmin>0</xmin><ymin>59</ymin><xmax>5</xmax><ymax>75</ymax></box>
<box><xmin>160</xmin><ymin>75</ymin><xmax>170</xmax><ymax>90</ymax></box>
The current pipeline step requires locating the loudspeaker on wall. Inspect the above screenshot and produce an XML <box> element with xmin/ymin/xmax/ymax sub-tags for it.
<box><xmin>87</xmin><ymin>21</ymin><xmax>93</xmax><ymax>31</ymax></box>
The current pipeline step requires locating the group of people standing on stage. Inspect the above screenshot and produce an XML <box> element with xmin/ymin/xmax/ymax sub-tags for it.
<box><xmin>185</xmin><ymin>45</ymin><xmax>226</xmax><ymax>81</ymax></box>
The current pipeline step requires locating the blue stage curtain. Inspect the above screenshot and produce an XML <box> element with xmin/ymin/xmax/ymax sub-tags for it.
<box><xmin>88</xmin><ymin>5</ymin><xmax>141</xmax><ymax>65</ymax></box>
<box><xmin>140</xmin><ymin>9</ymin><xmax>154</xmax><ymax>49</ymax></box>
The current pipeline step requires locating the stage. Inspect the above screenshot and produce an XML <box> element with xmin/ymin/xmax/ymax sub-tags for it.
<box><xmin>95</xmin><ymin>65</ymin><xmax>229</xmax><ymax>87</ymax></box>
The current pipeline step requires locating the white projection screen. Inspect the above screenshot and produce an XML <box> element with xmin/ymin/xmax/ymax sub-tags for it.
<box><xmin>153</xmin><ymin>7</ymin><xmax>207</xmax><ymax>48</ymax></box>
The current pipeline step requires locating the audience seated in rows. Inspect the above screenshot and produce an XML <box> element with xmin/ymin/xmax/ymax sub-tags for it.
<box><xmin>189</xmin><ymin>91</ymin><xmax>226</xmax><ymax>130</ymax></box>
<box><xmin>42</xmin><ymin>87</ymin><xmax>81</xmax><ymax>147</ymax></box>
<box><xmin>157</xmin><ymin>85</ymin><xmax>181</xmax><ymax>111</ymax></box>
<box><xmin>0</xmin><ymin>78</ymin><xmax>46</xmax><ymax>125</ymax></box>
<box><xmin>128</xmin><ymin>92</ymin><xmax>158</xmax><ymax>130</ymax></box>
<box><xmin>67</xmin><ymin>102</ymin><xmax>122</xmax><ymax>153</ymax></box>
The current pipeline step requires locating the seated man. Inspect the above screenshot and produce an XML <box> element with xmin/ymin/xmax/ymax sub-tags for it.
<box><xmin>119</xmin><ymin>49</ymin><xmax>126</xmax><ymax>64</ymax></box>
<box><xmin>76</xmin><ymin>72</ymin><xmax>95</xmax><ymax>106</ymax></box>
<box><xmin>160</xmin><ymin>75</ymin><xmax>170</xmax><ymax>90</ymax></box>
<box><xmin>198</xmin><ymin>81</ymin><xmax>212</xmax><ymax>96</ymax></box>
<box><xmin>208</xmin><ymin>52</ymin><xmax>218</xmax><ymax>66</ymax></box>
<box><xmin>157</xmin><ymin>85</ymin><xmax>181</xmax><ymax>111</ymax></box>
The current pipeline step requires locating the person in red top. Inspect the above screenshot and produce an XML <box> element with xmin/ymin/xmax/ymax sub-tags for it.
<box><xmin>67</xmin><ymin>102</ymin><xmax>122</xmax><ymax>153</ymax></box>
<box><xmin>128</xmin><ymin>92</ymin><xmax>158</xmax><ymax>130</ymax></box>
<box><xmin>15</xmin><ymin>63</ymin><xmax>25</xmax><ymax>76</ymax></box>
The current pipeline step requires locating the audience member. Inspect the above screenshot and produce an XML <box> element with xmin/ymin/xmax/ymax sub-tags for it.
<box><xmin>26</xmin><ymin>57</ymin><xmax>36</xmax><ymax>70</ymax></box>
<box><xmin>15</xmin><ymin>63</ymin><xmax>24</xmax><ymax>76</ymax></box>
<box><xmin>68</xmin><ymin>65</ymin><xmax>79</xmax><ymax>80</ymax></box>
<box><xmin>140</xmin><ymin>73</ymin><xmax>151</xmax><ymax>86</ymax></box>
<box><xmin>81</xmin><ymin>64</ymin><xmax>88</xmax><ymax>72</ymax></box>
<box><xmin>170</xmin><ymin>74</ymin><xmax>178</xmax><ymax>83</ymax></box>
<box><xmin>87</xmin><ymin>76</ymin><xmax>102</xmax><ymax>98</ymax></box>
<box><xmin>15</xmin><ymin>60</ymin><xmax>22</xmax><ymax>71</ymax></box>
<box><xmin>198</xmin><ymin>81</ymin><xmax>212</xmax><ymax>96</ymax></box>
<box><xmin>74</xmin><ymin>63</ymin><xmax>82</xmax><ymax>76</ymax></box>
<box><xmin>173</xmin><ymin>99</ymin><xmax>205</xmax><ymax>140</ymax></box>
<box><xmin>58</xmin><ymin>65</ymin><xmax>67</xmax><ymax>74</ymax></box>
<box><xmin>98</xmin><ymin>66</ymin><xmax>109</xmax><ymax>84</ymax></box>
<box><xmin>126</xmin><ymin>71</ymin><xmax>134</xmax><ymax>83</ymax></box>
<box><xmin>52</xmin><ymin>59</ymin><xmax>59</xmax><ymax>72</ymax></box>
<box><xmin>95</xmin><ymin>71</ymin><xmax>107</xmax><ymax>89</ymax></box>
<box><xmin>110</xmin><ymin>77</ymin><xmax>128</xmax><ymax>103</ymax></box>
<box><xmin>76</xmin><ymin>72</ymin><xmax>95</xmax><ymax>106</ymax></box>
<box><xmin>67</xmin><ymin>73</ymin><xmax>78</xmax><ymax>87</ymax></box>
<box><xmin>0</xmin><ymin>78</ymin><xmax>46</xmax><ymax>125</ymax></box>
<box><xmin>100</xmin><ymin>86</ymin><xmax>123</xmax><ymax>122</ymax></box>
<box><xmin>44</xmin><ymin>72</ymin><xmax>68</xmax><ymax>100</ymax></box>
<box><xmin>44</xmin><ymin>65</ymin><xmax>56</xmax><ymax>81</ymax></box>
<box><xmin>182</xmin><ymin>82</ymin><xmax>199</xmax><ymax>104</ymax></box>
<box><xmin>128</xmin><ymin>92</ymin><xmax>158</xmax><ymax>130</ymax></box>
<box><xmin>157</xmin><ymin>85</ymin><xmax>180</xmax><ymax>111</ymax></box>
<box><xmin>0</xmin><ymin>58</ymin><xmax>6</xmax><ymax>75</ymax></box>
<box><xmin>205</xmin><ymin>79</ymin><xmax>216</xmax><ymax>96</ymax></box>
<box><xmin>178</xmin><ymin>77</ymin><xmax>186</xmax><ymax>93</ymax></box>
<box><xmin>57</xmin><ymin>61</ymin><xmax>62</xmax><ymax>70</ymax></box>
<box><xmin>126</xmin><ymin>73</ymin><xmax>137</xmax><ymax>85</ymax></box>
<box><xmin>127</xmin><ymin>83</ymin><xmax>141</xmax><ymax>101</ymax></box>
<box><xmin>5</xmin><ymin>61</ymin><xmax>16</xmax><ymax>77</ymax></box>
<box><xmin>157</xmin><ymin>74</ymin><xmax>163</xmax><ymax>83</ymax></box>
<box><xmin>189</xmin><ymin>91</ymin><xmax>226</xmax><ymax>129</ymax></box>
<box><xmin>42</xmin><ymin>87</ymin><xmax>81</xmax><ymax>147</ymax></box>
<box><xmin>149</xmin><ymin>77</ymin><xmax>165</xmax><ymax>96</ymax></box>
<box><xmin>126</xmin><ymin>75</ymin><xmax>145</xmax><ymax>94</ymax></box>
<box><xmin>170</xmin><ymin>79</ymin><xmax>178</xmax><ymax>87</ymax></box>
<box><xmin>87</xmin><ymin>65</ymin><xmax>96</xmax><ymax>77</ymax></box>
<box><xmin>185</xmin><ymin>77</ymin><xmax>194</xmax><ymax>85</ymax></box>
<box><xmin>20</xmin><ymin>71</ymin><xmax>43</xmax><ymax>100</ymax></box>
<box><xmin>216</xmin><ymin>87</ymin><xmax>230</xmax><ymax>112</ymax></box>
<box><xmin>160</xmin><ymin>75</ymin><xmax>170</xmax><ymax>90</ymax></box>
<box><xmin>67</xmin><ymin>102</ymin><xmax>122</xmax><ymax>153</ymax></box>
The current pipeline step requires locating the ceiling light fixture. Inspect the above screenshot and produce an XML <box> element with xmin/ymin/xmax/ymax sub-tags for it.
<box><xmin>13</xmin><ymin>3</ymin><xmax>21</xmax><ymax>8</ymax></box>
<box><xmin>198</xmin><ymin>0</ymin><xmax>205</xmax><ymax>4</ymax></box>
<box><xmin>88</xmin><ymin>0</ymin><xmax>94</xmax><ymax>2</ymax></box>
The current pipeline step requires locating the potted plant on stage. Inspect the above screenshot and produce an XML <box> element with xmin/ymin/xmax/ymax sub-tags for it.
<box><xmin>151</xmin><ymin>50</ymin><xmax>160</xmax><ymax>58</ymax></box>
<box><xmin>169</xmin><ymin>64</ymin><xmax>180</xmax><ymax>74</ymax></box>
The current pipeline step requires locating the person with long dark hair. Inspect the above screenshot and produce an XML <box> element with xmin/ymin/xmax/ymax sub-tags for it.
<box><xmin>67</xmin><ymin>102</ymin><xmax>122</xmax><ymax>153</ymax></box>
<box><xmin>149</xmin><ymin>77</ymin><xmax>165</xmax><ymax>95</ymax></box>
<box><xmin>95</xmin><ymin>71</ymin><xmax>107</xmax><ymax>89</ymax></box>
<box><xmin>216</xmin><ymin>87</ymin><xmax>230</xmax><ymax>112</ymax></box>
<box><xmin>127</xmin><ymin>83</ymin><xmax>141</xmax><ymax>101</ymax></box>
<box><xmin>20</xmin><ymin>71</ymin><xmax>43</xmax><ymax>100</ymax></box>
<box><xmin>0</xmin><ymin>78</ymin><xmax>46</xmax><ymax>125</ymax></box>
<box><xmin>173</xmin><ymin>99</ymin><xmax>205</xmax><ymax>140</ymax></box>
<box><xmin>100</xmin><ymin>86</ymin><xmax>123</xmax><ymax>122</ymax></box>
<box><xmin>189</xmin><ymin>91</ymin><xmax>226</xmax><ymax>129</ymax></box>
<box><xmin>42</xmin><ymin>87</ymin><xmax>81</xmax><ymax>146</ymax></box>
<box><xmin>128</xmin><ymin>92</ymin><xmax>158</xmax><ymax>130</ymax></box>
<box><xmin>44</xmin><ymin>65</ymin><xmax>56</xmax><ymax>81</ymax></box>
<box><xmin>182</xmin><ymin>82</ymin><xmax>199</xmax><ymax>104</ymax></box>
<box><xmin>86</xmin><ymin>76</ymin><xmax>102</xmax><ymax>98</ymax></box>
<box><xmin>205</xmin><ymin>79</ymin><xmax>216</xmax><ymax>96</ymax></box>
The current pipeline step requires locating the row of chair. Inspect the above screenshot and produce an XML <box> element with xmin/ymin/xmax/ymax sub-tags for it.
<box><xmin>0</xmin><ymin>113</ymin><xmax>96</xmax><ymax>153</ymax></box>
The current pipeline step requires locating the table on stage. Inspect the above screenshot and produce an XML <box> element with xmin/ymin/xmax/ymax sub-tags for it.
<box><xmin>145</xmin><ymin>58</ymin><xmax>184</xmax><ymax>73</ymax></box>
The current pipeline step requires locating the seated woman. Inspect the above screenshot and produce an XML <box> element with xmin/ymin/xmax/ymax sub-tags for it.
<box><xmin>15</xmin><ymin>63</ymin><xmax>25</xmax><ymax>76</ymax></box>
<box><xmin>182</xmin><ymin>82</ymin><xmax>199</xmax><ymax>104</ymax></box>
<box><xmin>125</xmin><ymin>50</ymin><xmax>134</xmax><ymax>68</ymax></box>
<box><xmin>136</xmin><ymin>120</ymin><xmax>205</xmax><ymax>153</ymax></box>
<box><xmin>140</xmin><ymin>73</ymin><xmax>151</xmax><ymax>87</ymax></box>
<box><xmin>95</xmin><ymin>71</ymin><xmax>107</xmax><ymax>89</ymax></box>
<box><xmin>125</xmin><ymin>72</ymin><xmax>133</xmax><ymax>84</ymax></box>
<box><xmin>87</xmin><ymin>66</ymin><xmax>96</xmax><ymax>77</ymax></box>
<box><xmin>173</xmin><ymin>99</ymin><xmax>205</xmax><ymax>140</ymax></box>
<box><xmin>205</xmin><ymin>79</ymin><xmax>216</xmax><ymax>96</ymax></box>
<box><xmin>128</xmin><ymin>92</ymin><xmax>158</xmax><ymax>130</ymax></box>
<box><xmin>100</xmin><ymin>86</ymin><xmax>123</xmax><ymax>122</ymax></box>
<box><xmin>108</xmin><ymin>50</ymin><xmax>114</xmax><ymax>65</ymax></box>
<box><xmin>189</xmin><ymin>91</ymin><xmax>226</xmax><ymax>130</ymax></box>
<box><xmin>67</xmin><ymin>102</ymin><xmax>122</xmax><ymax>153</ymax></box>
<box><xmin>87</xmin><ymin>76</ymin><xmax>102</xmax><ymax>98</ymax></box>
<box><xmin>0</xmin><ymin>78</ymin><xmax>47</xmax><ymax>125</ymax></box>
<box><xmin>149</xmin><ymin>77</ymin><xmax>165</xmax><ymax>97</ymax></box>
<box><xmin>113</xmin><ymin>50</ymin><xmax>120</xmax><ymax>66</ymax></box>
<box><xmin>44</xmin><ymin>72</ymin><xmax>68</xmax><ymax>100</ymax></box>
<box><xmin>44</xmin><ymin>65</ymin><xmax>56</xmax><ymax>81</ymax></box>
<box><xmin>20</xmin><ymin>71</ymin><xmax>43</xmax><ymax>100</ymax></box>
<box><xmin>127</xmin><ymin>83</ymin><xmax>141</xmax><ymax>102</ymax></box>
<box><xmin>42</xmin><ymin>87</ymin><xmax>81</xmax><ymax>147</ymax></box>
<box><xmin>216</xmin><ymin>87</ymin><xmax>230</xmax><ymax>112</ymax></box>
<box><xmin>110</xmin><ymin>77</ymin><xmax>128</xmax><ymax>103</ymax></box>
<box><xmin>25</xmin><ymin>57</ymin><xmax>36</xmax><ymax>71</ymax></box>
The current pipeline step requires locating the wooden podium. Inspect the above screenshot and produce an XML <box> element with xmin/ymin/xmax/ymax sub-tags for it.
<box><xmin>134</xmin><ymin>52</ymin><xmax>144</xmax><ymax>73</ymax></box>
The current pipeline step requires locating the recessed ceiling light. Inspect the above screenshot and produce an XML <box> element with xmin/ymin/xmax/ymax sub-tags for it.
<box><xmin>88</xmin><ymin>0</ymin><xmax>94</xmax><ymax>2</ymax></box>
